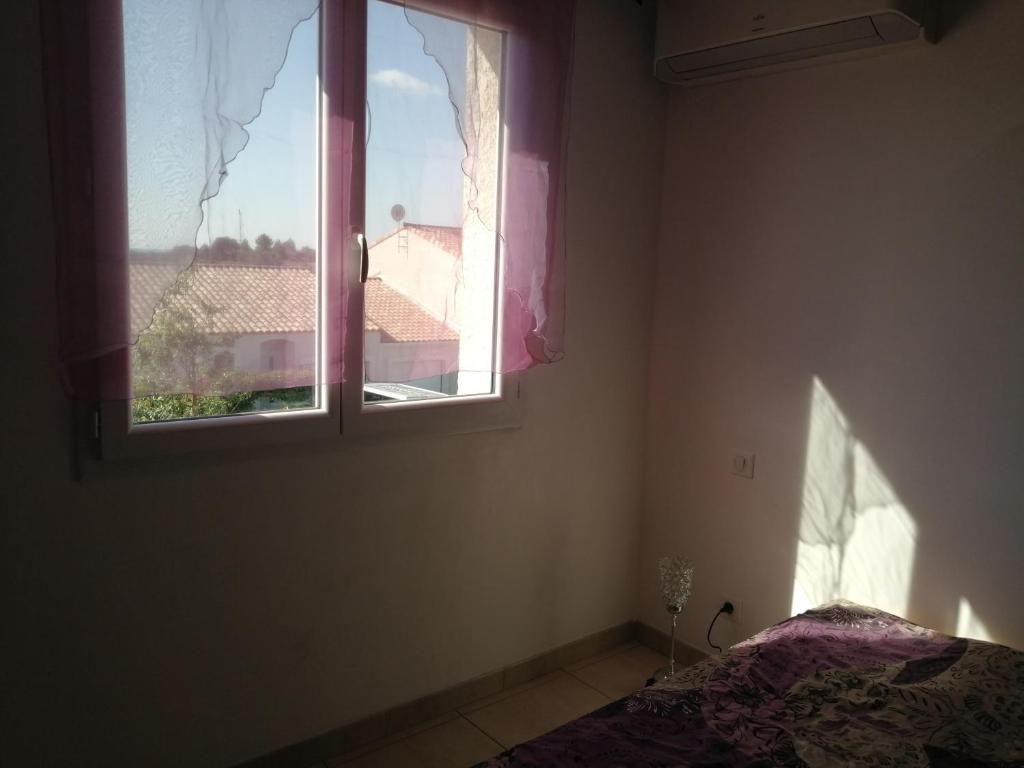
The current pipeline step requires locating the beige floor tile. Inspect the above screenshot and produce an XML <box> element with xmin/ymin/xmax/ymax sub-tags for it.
<box><xmin>403</xmin><ymin>717</ymin><xmax>503</xmax><ymax>767</ymax></box>
<box><xmin>568</xmin><ymin>645</ymin><xmax>667</xmax><ymax>700</ymax></box>
<box><xmin>563</xmin><ymin>642</ymin><xmax>638</xmax><ymax>672</ymax></box>
<box><xmin>327</xmin><ymin>714</ymin><xmax>459</xmax><ymax>765</ymax></box>
<box><xmin>458</xmin><ymin>670</ymin><xmax>565</xmax><ymax>715</ymax></box>
<box><xmin>336</xmin><ymin>741</ymin><xmax>423</xmax><ymax>768</ymax></box>
<box><xmin>463</xmin><ymin>671</ymin><xmax>610</xmax><ymax>749</ymax></box>
<box><xmin>337</xmin><ymin>717</ymin><xmax>502</xmax><ymax>768</ymax></box>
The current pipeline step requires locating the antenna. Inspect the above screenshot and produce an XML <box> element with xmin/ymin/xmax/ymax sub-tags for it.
<box><xmin>391</xmin><ymin>204</ymin><xmax>408</xmax><ymax>257</ymax></box>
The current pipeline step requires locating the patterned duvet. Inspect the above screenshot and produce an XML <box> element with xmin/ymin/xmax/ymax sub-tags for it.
<box><xmin>479</xmin><ymin>602</ymin><xmax>1024</xmax><ymax>767</ymax></box>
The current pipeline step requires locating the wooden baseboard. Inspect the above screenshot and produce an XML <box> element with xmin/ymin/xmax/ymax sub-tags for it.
<box><xmin>234</xmin><ymin>620</ymin><xmax>638</xmax><ymax>768</ymax></box>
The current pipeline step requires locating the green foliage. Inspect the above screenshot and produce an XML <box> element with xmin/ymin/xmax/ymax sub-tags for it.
<box><xmin>130</xmin><ymin>270</ymin><xmax>313</xmax><ymax>424</ymax></box>
<box><xmin>132</xmin><ymin>271</ymin><xmax>224</xmax><ymax>395</ymax></box>
<box><xmin>131</xmin><ymin>387</ymin><xmax>313</xmax><ymax>424</ymax></box>
<box><xmin>131</xmin><ymin>391</ymin><xmax>257</xmax><ymax>423</ymax></box>
<box><xmin>194</xmin><ymin>234</ymin><xmax>314</xmax><ymax>268</ymax></box>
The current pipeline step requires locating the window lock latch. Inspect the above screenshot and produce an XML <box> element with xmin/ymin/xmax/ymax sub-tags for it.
<box><xmin>358</xmin><ymin>233</ymin><xmax>369</xmax><ymax>283</ymax></box>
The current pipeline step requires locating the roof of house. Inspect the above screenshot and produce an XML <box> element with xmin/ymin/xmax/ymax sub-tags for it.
<box><xmin>365</xmin><ymin>278</ymin><xmax>459</xmax><ymax>342</ymax></box>
<box><xmin>370</xmin><ymin>223</ymin><xmax>463</xmax><ymax>258</ymax></box>
<box><xmin>130</xmin><ymin>263</ymin><xmax>315</xmax><ymax>337</ymax></box>
<box><xmin>130</xmin><ymin>263</ymin><xmax>458</xmax><ymax>343</ymax></box>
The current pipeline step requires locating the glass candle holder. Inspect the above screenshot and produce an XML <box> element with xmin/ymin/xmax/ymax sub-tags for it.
<box><xmin>651</xmin><ymin>556</ymin><xmax>694</xmax><ymax>682</ymax></box>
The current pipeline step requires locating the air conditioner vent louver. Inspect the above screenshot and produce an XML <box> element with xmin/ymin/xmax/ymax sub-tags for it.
<box><xmin>665</xmin><ymin>18</ymin><xmax>882</xmax><ymax>80</ymax></box>
<box><xmin>655</xmin><ymin>1</ymin><xmax>934</xmax><ymax>86</ymax></box>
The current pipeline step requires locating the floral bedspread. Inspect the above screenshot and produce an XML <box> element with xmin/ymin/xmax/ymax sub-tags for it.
<box><xmin>478</xmin><ymin>602</ymin><xmax>1024</xmax><ymax>767</ymax></box>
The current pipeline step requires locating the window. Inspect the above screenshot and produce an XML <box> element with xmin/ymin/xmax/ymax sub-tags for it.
<box><xmin>124</xmin><ymin>0</ymin><xmax>322</xmax><ymax>425</ymax></box>
<box><xmin>45</xmin><ymin>0</ymin><xmax>573</xmax><ymax>457</ymax></box>
<box><xmin>362</xmin><ymin>0</ymin><xmax>504</xmax><ymax>404</ymax></box>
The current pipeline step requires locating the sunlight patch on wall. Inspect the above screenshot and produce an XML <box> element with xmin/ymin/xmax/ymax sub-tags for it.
<box><xmin>955</xmin><ymin>597</ymin><xmax>993</xmax><ymax>642</ymax></box>
<box><xmin>791</xmin><ymin>378</ymin><xmax>917</xmax><ymax>617</ymax></box>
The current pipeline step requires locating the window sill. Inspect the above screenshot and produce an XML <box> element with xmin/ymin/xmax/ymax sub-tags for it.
<box><xmin>345</xmin><ymin>376</ymin><xmax>521</xmax><ymax>442</ymax></box>
<box><xmin>80</xmin><ymin>378</ymin><xmax>522</xmax><ymax>480</ymax></box>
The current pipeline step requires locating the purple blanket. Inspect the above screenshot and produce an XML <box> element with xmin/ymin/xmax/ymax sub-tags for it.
<box><xmin>479</xmin><ymin>602</ymin><xmax>1024</xmax><ymax>767</ymax></box>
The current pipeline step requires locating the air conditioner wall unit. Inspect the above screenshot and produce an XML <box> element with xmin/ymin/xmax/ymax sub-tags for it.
<box><xmin>655</xmin><ymin>0</ymin><xmax>937</xmax><ymax>86</ymax></box>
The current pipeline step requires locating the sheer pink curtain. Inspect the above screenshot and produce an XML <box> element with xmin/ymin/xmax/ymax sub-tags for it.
<box><xmin>43</xmin><ymin>0</ymin><xmax>574</xmax><ymax>401</ymax></box>
<box><xmin>395</xmin><ymin>0</ymin><xmax>575</xmax><ymax>373</ymax></box>
<box><xmin>43</xmin><ymin>0</ymin><xmax>127</xmax><ymax>399</ymax></box>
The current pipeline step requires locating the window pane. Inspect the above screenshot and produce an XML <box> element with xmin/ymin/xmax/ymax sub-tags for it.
<box><xmin>364</xmin><ymin>1</ymin><xmax>503</xmax><ymax>404</ymax></box>
<box><xmin>123</xmin><ymin>2</ymin><xmax>320</xmax><ymax>423</ymax></box>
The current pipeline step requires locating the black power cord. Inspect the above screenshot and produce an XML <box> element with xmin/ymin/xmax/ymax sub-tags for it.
<box><xmin>706</xmin><ymin>601</ymin><xmax>735</xmax><ymax>652</ymax></box>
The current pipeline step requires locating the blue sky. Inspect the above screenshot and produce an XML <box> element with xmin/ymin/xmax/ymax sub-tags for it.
<box><xmin>200</xmin><ymin>0</ymin><xmax>467</xmax><ymax>248</ymax></box>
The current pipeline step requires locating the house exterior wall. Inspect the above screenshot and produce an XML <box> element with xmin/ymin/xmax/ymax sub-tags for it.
<box><xmin>363</xmin><ymin>331</ymin><xmax>460</xmax><ymax>393</ymax></box>
<box><xmin>369</xmin><ymin>230</ymin><xmax>460</xmax><ymax>325</ymax></box>
<box><xmin>458</xmin><ymin>25</ymin><xmax>502</xmax><ymax>396</ymax></box>
<box><xmin>230</xmin><ymin>332</ymin><xmax>316</xmax><ymax>374</ymax></box>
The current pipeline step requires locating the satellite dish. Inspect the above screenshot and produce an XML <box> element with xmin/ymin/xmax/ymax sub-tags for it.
<box><xmin>390</xmin><ymin>204</ymin><xmax>406</xmax><ymax>224</ymax></box>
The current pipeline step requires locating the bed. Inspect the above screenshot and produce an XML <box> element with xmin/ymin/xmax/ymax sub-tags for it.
<box><xmin>478</xmin><ymin>601</ymin><xmax>1024</xmax><ymax>766</ymax></box>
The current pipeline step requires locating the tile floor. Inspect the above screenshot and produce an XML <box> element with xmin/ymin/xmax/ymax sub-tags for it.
<box><xmin>319</xmin><ymin>643</ymin><xmax>667</xmax><ymax>768</ymax></box>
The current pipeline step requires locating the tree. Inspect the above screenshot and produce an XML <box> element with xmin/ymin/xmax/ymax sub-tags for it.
<box><xmin>209</xmin><ymin>236</ymin><xmax>241</xmax><ymax>263</ymax></box>
<box><xmin>297</xmin><ymin>246</ymin><xmax>316</xmax><ymax>270</ymax></box>
<box><xmin>131</xmin><ymin>271</ymin><xmax>250</xmax><ymax>422</ymax></box>
<box><xmin>130</xmin><ymin>270</ymin><xmax>313</xmax><ymax>423</ymax></box>
<box><xmin>255</xmin><ymin>233</ymin><xmax>273</xmax><ymax>252</ymax></box>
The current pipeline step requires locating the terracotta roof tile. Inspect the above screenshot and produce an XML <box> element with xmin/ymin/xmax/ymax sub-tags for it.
<box><xmin>130</xmin><ymin>263</ymin><xmax>315</xmax><ymax>336</ymax></box>
<box><xmin>405</xmin><ymin>224</ymin><xmax>462</xmax><ymax>257</ymax></box>
<box><xmin>369</xmin><ymin>223</ymin><xmax>462</xmax><ymax>257</ymax></box>
<box><xmin>130</xmin><ymin>263</ymin><xmax>458</xmax><ymax>343</ymax></box>
<box><xmin>365</xmin><ymin>278</ymin><xmax>459</xmax><ymax>342</ymax></box>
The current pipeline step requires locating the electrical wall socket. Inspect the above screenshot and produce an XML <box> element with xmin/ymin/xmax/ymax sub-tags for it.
<box><xmin>722</xmin><ymin>597</ymin><xmax>743</xmax><ymax>625</ymax></box>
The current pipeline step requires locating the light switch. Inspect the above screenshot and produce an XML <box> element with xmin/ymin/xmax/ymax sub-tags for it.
<box><xmin>731</xmin><ymin>452</ymin><xmax>755</xmax><ymax>479</ymax></box>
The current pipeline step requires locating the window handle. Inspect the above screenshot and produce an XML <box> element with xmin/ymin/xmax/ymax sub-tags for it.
<box><xmin>359</xmin><ymin>233</ymin><xmax>369</xmax><ymax>283</ymax></box>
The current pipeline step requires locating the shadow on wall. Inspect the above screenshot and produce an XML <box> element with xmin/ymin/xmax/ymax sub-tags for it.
<box><xmin>791</xmin><ymin>378</ymin><xmax>917</xmax><ymax>618</ymax></box>
<box><xmin>939</xmin><ymin>0</ymin><xmax>988</xmax><ymax>38</ymax></box>
<box><xmin>791</xmin><ymin>379</ymin><xmax>1002</xmax><ymax>647</ymax></box>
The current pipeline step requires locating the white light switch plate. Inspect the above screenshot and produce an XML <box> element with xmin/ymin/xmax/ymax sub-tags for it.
<box><xmin>731</xmin><ymin>452</ymin><xmax>755</xmax><ymax>479</ymax></box>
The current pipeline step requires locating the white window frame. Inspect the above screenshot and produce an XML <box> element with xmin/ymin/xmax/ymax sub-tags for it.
<box><xmin>346</xmin><ymin>0</ymin><xmax>515</xmax><ymax>441</ymax></box>
<box><xmin>93</xmin><ymin>0</ymin><xmax>521</xmax><ymax>464</ymax></box>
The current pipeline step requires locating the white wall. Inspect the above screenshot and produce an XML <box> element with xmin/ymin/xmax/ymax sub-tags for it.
<box><xmin>640</xmin><ymin>1</ymin><xmax>1024</xmax><ymax>652</ymax></box>
<box><xmin>0</xmin><ymin>2</ymin><xmax>664</xmax><ymax>767</ymax></box>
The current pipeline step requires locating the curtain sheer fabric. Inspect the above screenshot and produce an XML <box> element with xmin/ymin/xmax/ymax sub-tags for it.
<box><xmin>383</xmin><ymin>0</ymin><xmax>574</xmax><ymax>388</ymax></box>
<box><xmin>45</xmin><ymin>0</ymin><xmax>574</xmax><ymax>402</ymax></box>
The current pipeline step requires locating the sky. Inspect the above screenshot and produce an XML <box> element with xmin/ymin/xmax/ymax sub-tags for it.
<box><xmin>365</xmin><ymin>1</ymin><xmax>468</xmax><ymax>240</ymax></box>
<box><xmin>127</xmin><ymin>0</ymin><xmax>469</xmax><ymax>251</ymax></box>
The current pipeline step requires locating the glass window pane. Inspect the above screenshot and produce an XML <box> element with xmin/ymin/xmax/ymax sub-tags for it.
<box><xmin>364</xmin><ymin>0</ymin><xmax>503</xmax><ymax>404</ymax></box>
<box><xmin>123</xmin><ymin>2</ymin><xmax>320</xmax><ymax>423</ymax></box>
